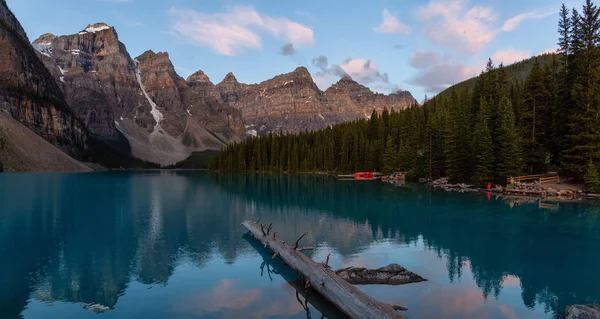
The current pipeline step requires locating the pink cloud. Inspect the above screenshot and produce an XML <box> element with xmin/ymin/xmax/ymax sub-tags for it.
<box><xmin>168</xmin><ymin>6</ymin><xmax>315</xmax><ymax>56</ymax></box>
<box><xmin>502</xmin><ymin>9</ymin><xmax>558</xmax><ymax>32</ymax></box>
<box><xmin>491</xmin><ymin>49</ymin><xmax>530</xmax><ymax>65</ymax></box>
<box><xmin>373</xmin><ymin>9</ymin><xmax>410</xmax><ymax>35</ymax></box>
<box><xmin>417</xmin><ymin>0</ymin><xmax>497</xmax><ymax>55</ymax></box>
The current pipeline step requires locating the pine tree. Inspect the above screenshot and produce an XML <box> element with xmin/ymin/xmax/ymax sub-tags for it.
<box><xmin>496</xmin><ymin>95</ymin><xmax>522</xmax><ymax>179</ymax></box>
<box><xmin>472</xmin><ymin>99</ymin><xmax>494</xmax><ymax>186</ymax></box>
<box><xmin>558</xmin><ymin>3</ymin><xmax>571</xmax><ymax>64</ymax></box>
<box><xmin>585</xmin><ymin>159</ymin><xmax>600</xmax><ymax>192</ymax></box>
<box><xmin>382</xmin><ymin>135</ymin><xmax>397</xmax><ymax>174</ymax></box>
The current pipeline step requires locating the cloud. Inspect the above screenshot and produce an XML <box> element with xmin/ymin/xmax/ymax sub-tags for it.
<box><xmin>410</xmin><ymin>61</ymin><xmax>481</xmax><ymax>93</ymax></box>
<box><xmin>491</xmin><ymin>49</ymin><xmax>530</xmax><ymax>65</ymax></box>
<box><xmin>312</xmin><ymin>55</ymin><xmax>328</xmax><ymax>72</ymax></box>
<box><xmin>339</xmin><ymin>58</ymin><xmax>389</xmax><ymax>84</ymax></box>
<box><xmin>311</xmin><ymin>56</ymin><xmax>397</xmax><ymax>92</ymax></box>
<box><xmin>280</xmin><ymin>43</ymin><xmax>296</xmax><ymax>56</ymax></box>
<box><xmin>409</xmin><ymin>50</ymin><xmax>442</xmax><ymax>69</ymax></box>
<box><xmin>373</xmin><ymin>9</ymin><xmax>410</xmax><ymax>35</ymax></box>
<box><xmin>279</xmin><ymin>42</ymin><xmax>306</xmax><ymax>65</ymax></box>
<box><xmin>416</xmin><ymin>0</ymin><xmax>496</xmax><ymax>55</ymax></box>
<box><xmin>168</xmin><ymin>6</ymin><xmax>315</xmax><ymax>56</ymax></box>
<box><xmin>502</xmin><ymin>9</ymin><xmax>557</xmax><ymax>31</ymax></box>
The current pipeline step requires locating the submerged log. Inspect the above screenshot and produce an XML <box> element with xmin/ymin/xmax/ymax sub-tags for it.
<box><xmin>242</xmin><ymin>220</ymin><xmax>407</xmax><ymax>319</ymax></box>
<box><xmin>335</xmin><ymin>264</ymin><xmax>427</xmax><ymax>286</ymax></box>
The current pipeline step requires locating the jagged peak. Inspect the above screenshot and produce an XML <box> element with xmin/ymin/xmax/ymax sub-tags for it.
<box><xmin>32</xmin><ymin>33</ymin><xmax>56</xmax><ymax>45</ymax></box>
<box><xmin>187</xmin><ymin>70</ymin><xmax>212</xmax><ymax>83</ymax></box>
<box><xmin>223</xmin><ymin>72</ymin><xmax>237</xmax><ymax>81</ymax></box>
<box><xmin>135</xmin><ymin>50</ymin><xmax>170</xmax><ymax>62</ymax></box>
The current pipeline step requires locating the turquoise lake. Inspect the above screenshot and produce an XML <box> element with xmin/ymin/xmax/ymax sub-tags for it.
<box><xmin>1</xmin><ymin>172</ymin><xmax>600</xmax><ymax>319</ymax></box>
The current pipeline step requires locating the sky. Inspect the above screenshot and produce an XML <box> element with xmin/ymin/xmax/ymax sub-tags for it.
<box><xmin>7</xmin><ymin>0</ymin><xmax>583</xmax><ymax>101</ymax></box>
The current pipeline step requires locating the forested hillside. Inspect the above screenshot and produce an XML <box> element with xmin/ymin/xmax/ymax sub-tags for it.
<box><xmin>210</xmin><ymin>1</ymin><xmax>600</xmax><ymax>189</ymax></box>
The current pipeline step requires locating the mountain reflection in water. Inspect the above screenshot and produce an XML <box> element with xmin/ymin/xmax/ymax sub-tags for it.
<box><xmin>1</xmin><ymin>171</ymin><xmax>599</xmax><ymax>319</ymax></box>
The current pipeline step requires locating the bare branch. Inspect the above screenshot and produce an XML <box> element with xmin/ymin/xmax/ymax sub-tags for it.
<box><xmin>260</xmin><ymin>224</ymin><xmax>266</xmax><ymax>236</ymax></box>
<box><xmin>267</xmin><ymin>223</ymin><xmax>273</xmax><ymax>235</ymax></box>
<box><xmin>294</xmin><ymin>232</ymin><xmax>308</xmax><ymax>249</ymax></box>
<box><xmin>272</xmin><ymin>252</ymin><xmax>279</xmax><ymax>259</ymax></box>
<box><xmin>297</xmin><ymin>246</ymin><xmax>314</xmax><ymax>252</ymax></box>
<box><xmin>389</xmin><ymin>304</ymin><xmax>408</xmax><ymax>311</ymax></box>
<box><xmin>254</xmin><ymin>217</ymin><xmax>261</xmax><ymax>225</ymax></box>
<box><xmin>323</xmin><ymin>253</ymin><xmax>331</xmax><ymax>268</ymax></box>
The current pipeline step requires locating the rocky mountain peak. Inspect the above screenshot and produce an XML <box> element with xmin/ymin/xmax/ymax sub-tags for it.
<box><xmin>187</xmin><ymin>70</ymin><xmax>212</xmax><ymax>84</ymax></box>
<box><xmin>327</xmin><ymin>74</ymin><xmax>369</xmax><ymax>93</ymax></box>
<box><xmin>222</xmin><ymin>72</ymin><xmax>238</xmax><ymax>83</ymax></box>
<box><xmin>32</xmin><ymin>33</ymin><xmax>56</xmax><ymax>45</ymax></box>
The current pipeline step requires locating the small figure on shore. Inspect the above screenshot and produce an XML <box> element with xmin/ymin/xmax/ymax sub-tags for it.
<box><xmin>487</xmin><ymin>182</ymin><xmax>491</xmax><ymax>190</ymax></box>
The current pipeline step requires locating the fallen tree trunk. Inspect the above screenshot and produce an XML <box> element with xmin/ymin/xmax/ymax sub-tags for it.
<box><xmin>335</xmin><ymin>264</ymin><xmax>426</xmax><ymax>286</ymax></box>
<box><xmin>242</xmin><ymin>220</ymin><xmax>407</xmax><ymax>319</ymax></box>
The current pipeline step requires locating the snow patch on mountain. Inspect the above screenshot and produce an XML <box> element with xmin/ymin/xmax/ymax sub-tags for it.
<box><xmin>134</xmin><ymin>59</ymin><xmax>163</xmax><ymax>133</ymax></box>
<box><xmin>84</xmin><ymin>25</ymin><xmax>110</xmax><ymax>33</ymax></box>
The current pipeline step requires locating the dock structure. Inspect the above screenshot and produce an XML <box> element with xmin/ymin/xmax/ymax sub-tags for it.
<box><xmin>242</xmin><ymin>220</ymin><xmax>407</xmax><ymax>319</ymax></box>
<box><xmin>506</xmin><ymin>174</ymin><xmax>560</xmax><ymax>184</ymax></box>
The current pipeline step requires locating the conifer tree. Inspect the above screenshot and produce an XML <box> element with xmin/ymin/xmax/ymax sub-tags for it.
<box><xmin>496</xmin><ymin>95</ymin><xmax>522</xmax><ymax>178</ymax></box>
<box><xmin>585</xmin><ymin>159</ymin><xmax>600</xmax><ymax>192</ymax></box>
<box><xmin>382</xmin><ymin>135</ymin><xmax>397</xmax><ymax>174</ymax></box>
<box><xmin>472</xmin><ymin>99</ymin><xmax>494</xmax><ymax>186</ymax></box>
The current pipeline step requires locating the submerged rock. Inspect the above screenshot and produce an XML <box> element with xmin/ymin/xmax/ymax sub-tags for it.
<box><xmin>565</xmin><ymin>305</ymin><xmax>600</xmax><ymax>319</ymax></box>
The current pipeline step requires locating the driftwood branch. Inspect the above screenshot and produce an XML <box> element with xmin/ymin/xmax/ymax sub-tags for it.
<box><xmin>254</xmin><ymin>217</ymin><xmax>261</xmax><ymax>225</ymax></box>
<box><xmin>260</xmin><ymin>224</ymin><xmax>266</xmax><ymax>236</ymax></box>
<box><xmin>242</xmin><ymin>220</ymin><xmax>407</xmax><ymax>319</ymax></box>
<box><xmin>390</xmin><ymin>304</ymin><xmax>408</xmax><ymax>311</ymax></box>
<box><xmin>294</xmin><ymin>232</ymin><xmax>308</xmax><ymax>250</ymax></box>
<box><xmin>323</xmin><ymin>253</ymin><xmax>331</xmax><ymax>268</ymax></box>
<box><xmin>267</xmin><ymin>223</ymin><xmax>273</xmax><ymax>235</ymax></box>
<box><xmin>297</xmin><ymin>246</ymin><xmax>315</xmax><ymax>252</ymax></box>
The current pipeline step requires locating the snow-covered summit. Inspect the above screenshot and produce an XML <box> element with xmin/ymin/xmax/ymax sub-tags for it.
<box><xmin>81</xmin><ymin>23</ymin><xmax>111</xmax><ymax>34</ymax></box>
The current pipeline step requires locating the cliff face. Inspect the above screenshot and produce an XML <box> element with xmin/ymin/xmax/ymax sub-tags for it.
<box><xmin>33</xmin><ymin>25</ymin><xmax>244</xmax><ymax>165</ymax></box>
<box><xmin>0</xmin><ymin>1</ymin><xmax>88</xmax><ymax>160</ymax></box>
<box><xmin>216</xmin><ymin>68</ymin><xmax>418</xmax><ymax>136</ymax></box>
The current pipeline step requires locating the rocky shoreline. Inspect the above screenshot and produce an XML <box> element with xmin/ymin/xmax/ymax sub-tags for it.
<box><xmin>381</xmin><ymin>173</ymin><xmax>600</xmax><ymax>201</ymax></box>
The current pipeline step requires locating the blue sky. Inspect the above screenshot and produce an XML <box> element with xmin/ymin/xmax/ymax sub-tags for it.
<box><xmin>8</xmin><ymin>0</ymin><xmax>581</xmax><ymax>100</ymax></box>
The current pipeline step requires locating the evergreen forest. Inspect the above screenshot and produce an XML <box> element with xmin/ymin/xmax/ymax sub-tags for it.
<box><xmin>209</xmin><ymin>1</ymin><xmax>600</xmax><ymax>187</ymax></box>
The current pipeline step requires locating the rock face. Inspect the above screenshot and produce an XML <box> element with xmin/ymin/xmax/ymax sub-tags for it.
<box><xmin>0</xmin><ymin>111</ymin><xmax>91</xmax><ymax>172</ymax></box>
<box><xmin>33</xmin><ymin>25</ymin><xmax>243</xmax><ymax>165</ymax></box>
<box><xmin>0</xmin><ymin>0</ymin><xmax>88</xmax><ymax>160</ymax></box>
<box><xmin>217</xmin><ymin>68</ymin><xmax>418</xmax><ymax>136</ymax></box>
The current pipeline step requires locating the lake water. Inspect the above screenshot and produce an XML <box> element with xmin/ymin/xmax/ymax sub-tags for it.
<box><xmin>1</xmin><ymin>172</ymin><xmax>599</xmax><ymax>319</ymax></box>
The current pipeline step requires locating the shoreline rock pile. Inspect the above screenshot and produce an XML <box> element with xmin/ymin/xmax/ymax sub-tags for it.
<box><xmin>431</xmin><ymin>177</ymin><xmax>478</xmax><ymax>193</ymax></box>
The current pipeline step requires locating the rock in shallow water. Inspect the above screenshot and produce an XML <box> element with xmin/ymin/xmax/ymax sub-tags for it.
<box><xmin>565</xmin><ymin>305</ymin><xmax>600</xmax><ymax>319</ymax></box>
<box><xmin>335</xmin><ymin>263</ymin><xmax>427</xmax><ymax>285</ymax></box>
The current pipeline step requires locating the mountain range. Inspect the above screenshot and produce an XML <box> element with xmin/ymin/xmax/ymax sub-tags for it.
<box><xmin>1</xmin><ymin>2</ymin><xmax>417</xmax><ymax>169</ymax></box>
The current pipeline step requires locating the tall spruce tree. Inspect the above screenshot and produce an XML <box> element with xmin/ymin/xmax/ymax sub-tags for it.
<box><xmin>496</xmin><ymin>95</ymin><xmax>522</xmax><ymax>178</ymax></box>
<box><xmin>472</xmin><ymin>99</ymin><xmax>494</xmax><ymax>186</ymax></box>
<box><xmin>382</xmin><ymin>135</ymin><xmax>397</xmax><ymax>174</ymax></box>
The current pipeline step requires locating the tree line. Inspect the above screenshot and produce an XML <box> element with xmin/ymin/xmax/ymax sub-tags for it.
<box><xmin>209</xmin><ymin>1</ymin><xmax>600</xmax><ymax>190</ymax></box>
